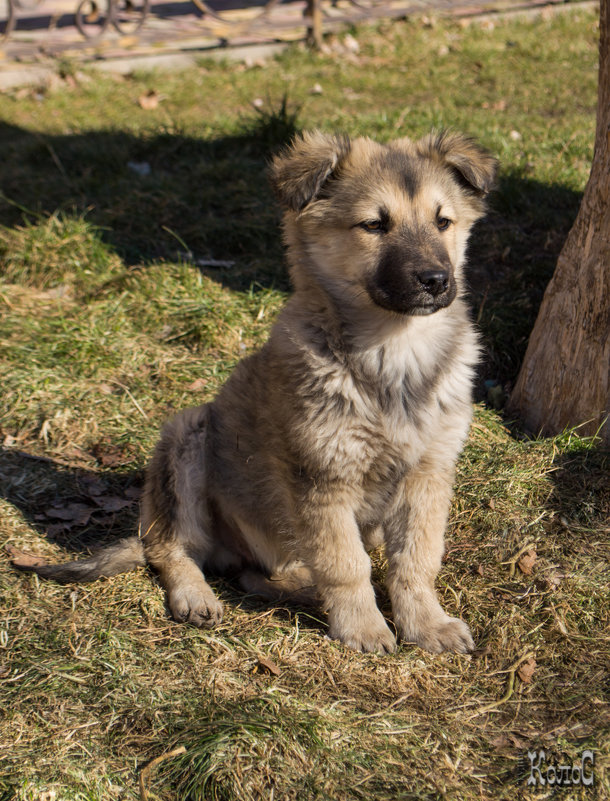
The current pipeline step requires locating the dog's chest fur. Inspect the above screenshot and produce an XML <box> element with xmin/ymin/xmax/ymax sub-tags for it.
<box><xmin>286</xmin><ymin>305</ymin><xmax>476</xmax><ymax>517</ymax></box>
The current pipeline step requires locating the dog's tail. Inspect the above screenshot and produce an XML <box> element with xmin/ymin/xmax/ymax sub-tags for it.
<box><xmin>13</xmin><ymin>536</ymin><xmax>146</xmax><ymax>583</ymax></box>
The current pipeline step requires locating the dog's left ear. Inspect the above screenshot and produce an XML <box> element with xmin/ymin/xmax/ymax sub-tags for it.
<box><xmin>418</xmin><ymin>131</ymin><xmax>498</xmax><ymax>195</ymax></box>
<box><xmin>269</xmin><ymin>130</ymin><xmax>351</xmax><ymax>211</ymax></box>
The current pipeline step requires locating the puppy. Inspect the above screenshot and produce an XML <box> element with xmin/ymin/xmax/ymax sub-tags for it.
<box><xmin>22</xmin><ymin>130</ymin><xmax>497</xmax><ymax>654</ymax></box>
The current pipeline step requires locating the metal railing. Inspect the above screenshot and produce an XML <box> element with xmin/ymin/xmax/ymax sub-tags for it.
<box><xmin>0</xmin><ymin>0</ymin><xmax>346</xmax><ymax>46</ymax></box>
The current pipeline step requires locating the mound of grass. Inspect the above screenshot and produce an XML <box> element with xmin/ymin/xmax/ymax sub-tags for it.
<box><xmin>0</xmin><ymin>8</ymin><xmax>608</xmax><ymax>801</ymax></box>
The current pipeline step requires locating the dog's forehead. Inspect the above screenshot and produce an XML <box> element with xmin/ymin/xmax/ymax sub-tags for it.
<box><xmin>348</xmin><ymin>138</ymin><xmax>445</xmax><ymax>197</ymax></box>
<box><xmin>344</xmin><ymin>138</ymin><xmax>451</xmax><ymax>212</ymax></box>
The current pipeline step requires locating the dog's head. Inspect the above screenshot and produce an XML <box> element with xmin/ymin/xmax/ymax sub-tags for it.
<box><xmin>270</xmin><ymin>130</ymin><xmax>497</xmax><ymax>316</ymax></box>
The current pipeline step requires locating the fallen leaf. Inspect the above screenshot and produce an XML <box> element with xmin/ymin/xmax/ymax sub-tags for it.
<box><xmin>47</xmin><ymin>523</ymin><xmax>70</xmax><ymax>537</ymax></box>
<box><xmin>63</xmin><ymin>446</ymin><xmax>95</xmax><ymax>464</ymax></box>
<box><xmin>138</xmin><ymin>90</ymin><xmax>161</xmax><ymax>110</ymax></box>
<box><xmin>518</xmin><ymin>549</ymin><xmax>537</xmax><ymax>576</ymax></box>
<box><xmin>257</xmin><ymin>656</ymin><xmax>281</xmax><ymax>676</ymax></box>
<box><xmin>188</xmin><ymin>378</ymin><xmax>208</xmax><ymax>391</ymax></box>
<box><xmin>508</xmin><ymin>733</ymin><xmax>527</xmax><ymax>748</ymax></box>
<box><xmin>89</xmin><ymin>514</ymin><xmax>118</xmax><ymax>527</ymax></box>
<box><xmin>535</xmin><ymin>566</ymin><xmax>564</xmax><ymax>591</ymax></box>
<box><xmin>343</xmin><ymin>33</ymin><xmax>359</xmax><ymax>53</ymax></box>
<box><xmin>91</xmin><ymin>495</ymin><xmax>133</xmax><ymax>513</ymax></box>
<box><xmin>45</xmin><ymin>503</ymin><xmax>94</xmax><ymax>526</ymax></box>
<box><xmin>517</xmin><ymin>656</ymin><xmax>536</xmax><ymax>684</ymax></box>
<box><xmin>80</xmin><ymin>474</ymin><xmax>108</xmax><ymax>496</ymax></box>
<box><xmin>476</xmin><ymin>564</ymin><xmax>484</xmax><ymax>577</ymax></box>
<box><xmin>542</xmin><ymin>570</ymin><xmax>564</xmax><ymax>590</ymax></box>
<box><xmin>46</xmin><ymin>284</ymin><xmax>72</xmax><ymax>299</ymax></box>
<box><xmin>90</xmin><ymin>440</ymin><xmax>136</xmax><ymax>468</ymax></box>
<box><xmin>5</xmin><ymin>544</ymin><xmax>48</xmax><ymax>568</ymax></box>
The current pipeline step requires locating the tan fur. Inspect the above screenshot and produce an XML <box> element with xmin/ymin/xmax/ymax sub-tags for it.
<box><xmin>24</xmin><ymin>130</ymin><xmax>498</xmax><ymax>654</ymax></box>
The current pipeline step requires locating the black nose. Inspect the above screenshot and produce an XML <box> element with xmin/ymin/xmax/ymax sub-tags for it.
<box><xmin>417</xmin><ymin>269</ymin><xmax>449</xmax><ymax>297</ymax></box>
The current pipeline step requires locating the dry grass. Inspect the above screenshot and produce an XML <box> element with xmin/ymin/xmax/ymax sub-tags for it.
<box><xmin>0</xmin><ymin>8</ymin><xmax>608</xmax><ymax>800</ymax></box>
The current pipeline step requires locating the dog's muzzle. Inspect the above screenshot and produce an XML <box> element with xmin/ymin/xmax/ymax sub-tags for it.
<box><xmin>367</xmin><ymin>264</ymin><xmax>457</xmax><ymax>316</ymax></box>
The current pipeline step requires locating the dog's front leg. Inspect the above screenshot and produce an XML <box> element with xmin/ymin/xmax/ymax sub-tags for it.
<box><xmin>299</xmin><ymin>501</ymin><xmax>396</xmax><ymax>653</ymax></box>
<box><xmin>384</xmin><ymin>460</ymin><xmax>474</xmax><ymax>654</ymax></box>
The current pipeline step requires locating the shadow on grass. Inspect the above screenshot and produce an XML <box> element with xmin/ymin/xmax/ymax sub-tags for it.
<box><xmin>0</xmin><ymin>445</ymin><xmax>142</xmax><ymax>553</ymax></box>
<box><xmin>468</xmin><ymin>169</ymin><xmax>583</xmax><ymax>393</ymax></box>
<box><xmin>0</xmin><ymin>104</ymin><xmax>299</xmax><ymax>292</ymax></box>
<box><xmin>0</xmin><ymin>445</ymin><xmax>327</xmax><ymax>631</ymax></box>
<box><xmin>0</xmin><ymin>117</ymin><xmax>583</xmax><ymax>375</ymax></box>
<box><xmin>541</xmin><ymin>438</ymin><xmax>609</xmax><ymax>531</ymax></box>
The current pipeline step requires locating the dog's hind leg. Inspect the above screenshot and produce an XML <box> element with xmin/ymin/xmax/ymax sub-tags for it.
<box><xmin>239</xmin><ymin>565</ymin><xmax>318</xmax><ymax>606</ymax></box>
<box><xmin>142</xmin><ymin>405</ymin><xmax>223</xmax><ymax>628</ymax></box>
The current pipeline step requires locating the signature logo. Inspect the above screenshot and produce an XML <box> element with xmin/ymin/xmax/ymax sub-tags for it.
<box><xmin>526</xmin><ymin>749</ymin><xmax>595</xmax><ymax>787</ymax></box>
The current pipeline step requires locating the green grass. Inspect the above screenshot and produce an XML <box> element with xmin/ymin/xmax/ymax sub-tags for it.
<box><xmin>1</xmin><ymin>7</ymin><xmax>608</xmax><ymax>800</ymax></box>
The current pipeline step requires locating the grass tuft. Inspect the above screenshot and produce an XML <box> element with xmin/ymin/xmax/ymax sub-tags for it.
<box><xmin>0</xmin><ymin>213</ymin><xmax>123</xmax><ymax>295</ymax></box>
<box><xmin>238</xmin><ymin>93</ymin><xmax>302</xmax><ymax>155</ymax></box>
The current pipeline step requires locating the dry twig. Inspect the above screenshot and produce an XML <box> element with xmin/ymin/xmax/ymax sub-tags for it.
<box><xmin>139</xmin><ymin>746</ymin><xmax>186</xmax><ymax>801</ymax></box>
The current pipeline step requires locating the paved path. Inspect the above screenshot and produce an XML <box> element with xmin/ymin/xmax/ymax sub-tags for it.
<box><xmin>0</xmin><ymin>0</ymin><xmax>596</xmax><ymax>87</ymax></box>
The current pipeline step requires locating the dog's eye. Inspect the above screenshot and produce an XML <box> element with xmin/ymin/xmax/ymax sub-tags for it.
<box><xmin>359</xmin><ymin>220</ymin><xmax>385</xmax><ymax>233</ymax></box>
<box><xmin>437</xmin><ymin>217</ymin><xmax>452</xmax><ymax>231</ymax></box>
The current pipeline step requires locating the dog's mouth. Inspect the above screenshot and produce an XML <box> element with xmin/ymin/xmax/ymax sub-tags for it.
<box><xmin>366</xmin><ymin>281</ymin><xmax>457</xmax><ymax>316</ymax></box>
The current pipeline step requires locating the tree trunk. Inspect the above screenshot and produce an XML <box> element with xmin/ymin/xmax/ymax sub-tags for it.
<box><xmin>507</xmin><ymin>0</ymin><xmax>610</xmax><ymax>445</ymax></box>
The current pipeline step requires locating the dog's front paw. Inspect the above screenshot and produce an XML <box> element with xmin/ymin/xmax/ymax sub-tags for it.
<box><xmin>168</xmin><ymin>583</ymin><xmax>223</xmax><ymax>628</ymax></box>
<box><xmin>328</xmin><ymin>606</ymin><xmax>396</xmax><ymax>654</ymax></box>
<box><xmin>400</xmin><ymin>615</ymin><xmax>474</xmax><ymax>654</ymax></box>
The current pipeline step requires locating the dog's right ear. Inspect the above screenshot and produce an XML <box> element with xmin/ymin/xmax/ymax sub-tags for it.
<box><xmin>269</xmin><ymin>131</ymin><xmax>351</xmax><ymax>211</ymax></box>
<box><xmin>418</xmin><ymin>130</ymin><xmax>498</xmax><ymax>196</ymax></box>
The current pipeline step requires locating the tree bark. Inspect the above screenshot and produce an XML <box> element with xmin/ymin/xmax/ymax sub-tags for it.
<box><xmin>507</xmin><ymin>0</ymin><xmax>610</xmax><ymax>444</ymax></box>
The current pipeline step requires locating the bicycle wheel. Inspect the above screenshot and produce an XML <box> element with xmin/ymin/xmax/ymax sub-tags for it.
<box><xmin>0</xmin><ymin>0</ymin><xmax>15</xmax><ymax>41</ymax></box>
<box><xmin>111</xmin><ymin>0</ymin><xmax>150</xmax><ymax>35</ymax></box>
<box><xmin>75</xmin><ymin>0</ymin><xmax>111</xmax><ymax>39</ymax></box>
